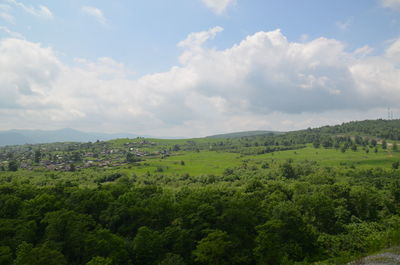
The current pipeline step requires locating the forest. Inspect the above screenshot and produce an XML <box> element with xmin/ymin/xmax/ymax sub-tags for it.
<box><xmin>1</xmin><ymin>119</ymin><xmax>400</xmax><ymax>265</ymax></box>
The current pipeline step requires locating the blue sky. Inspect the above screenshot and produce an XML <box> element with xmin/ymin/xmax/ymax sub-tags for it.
<box><xmin>5</xmin><ymin>0</ymin><xmax>399</xmax><ymax>73</ymax></box>
<box><xmin>0</xmin><ymin>0</ymin><xmax>400</xmax><ymax>136</ymax></box>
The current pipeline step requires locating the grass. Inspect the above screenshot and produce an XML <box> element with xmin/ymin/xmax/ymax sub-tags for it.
<box><xmin>1</xmin><ymin>144</ymin><xmax>399</xmax><ymax>188</ymax></box>
<box><xmin>249</xmin><ymin>145</ymin><xmax>400</xmax><ymax>169</ymax></box>
<box><xmin>128</xmin><ymin>151</ymin><xmax>241</xmax><ymax>176</ymax></box>
<box><xmin>122</xmin><ymin>145</ymin><xmax>400</xmax><ymax>177</ymax></box>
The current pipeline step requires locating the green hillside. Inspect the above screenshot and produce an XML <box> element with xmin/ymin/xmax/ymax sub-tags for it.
<box><xmin>207</xmin><ymin>130</ymin><xmax>282</xmax><ymax>138</ymax></box>
<box><xmin>1</xmin><ymin>119</ymin><xmax>400</xmax><ymax>265</ymax></box>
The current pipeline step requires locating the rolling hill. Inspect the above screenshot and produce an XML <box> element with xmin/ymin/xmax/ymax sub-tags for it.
<box><xmin>0</xmin><ymin>128</ymin><xmax>140</xmax><ymax>146</ymax></box>
<box><xmin>207</xmin><ymin>130</ymin><xmax>282</xmax><ymax>138</ymax></box>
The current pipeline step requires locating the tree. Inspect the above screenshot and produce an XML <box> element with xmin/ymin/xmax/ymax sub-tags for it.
<box><xmin>14</xmin><ymin>242</ymin><xmax>67</xmax><ymax>265</ymax></box>
<box><xmin>8</xmin><ymin>160</ymin><xmax>18</xmax><ymax>171</ymax></box>
<box><xmin>84</xmin><ymin>228</ymin><xmax>129</xmax><ymax>265</ymax></box>
<box><xmin>223</xmin><ymin>168</ymin><xmax>234</xmax><ymax>176</ymax></box>
<box><xmin>34</xmin><ymin>150</ymin><xmax>42</xmax><ymax>163</ymax></box>
<box><xmin>42</xmin><ymin>210</ymin><xmax>96</xmax><ymax>263</ymax></box>
<box><xmin>280</xmin><ymin>162</ymin><xmax>297</xmax><ymax>179</ymax></box>
<box><xmin>254</xmin><ymin>202</ymin><xmax>316</xmax><ymax>265</ymax></box>
<box><xmin>393</xmin><ymin>143</ymin><xmax>398</xmax><ymax>152</ymax></box>
<box><xmin>72</xmin><ymin>152</ymin><xmax>82</xmax><ymax>162</ymax></box>
<box><xmin>341</xmin><ymin>146</ymin><xmax>347</xmax><ymax>153</ymax></box>
<box><xmin>351</xmin><ymin>144</ymin><xmax>357</xmax><ymax>152</ymax></box>
<box><xmin>0</xmin><ymin>246</ymin><xmax>13</xmax><ymax>265</ymax></box>
<box><xmin>159</xmin><ymin>253</ymin><xmax>186</xmax><ymax>265</ymax></box>
<box><xmin>20</xmin><ymin>193</ymin><xmax>61</xmax><ymax>222</ymax></box>
<box><xmin>313</xmin><ymin>139</ymin><xmax>320</xmax><ymax>148</ymax></box>
<box><xmin>355</xmin><ymin>136</ymin><xmax>363</xmax><ymax>145</ymax></box>
<box><xmin>261</xmin><ymin>162</ymin><xmax>269</xmax><ymax>169</ymax></box>
<box><xmin>334</xmin><ymin>141</ymin><xmax>340</xmax><ymax>149</ymax></box>
<box><xmin>322</xmin><ymin>138</ymin><xmax>333</xmax><ymax>148</ymax></box>
<box><xmin>85</xmin><ymin>257</ymin><xmax>113</xmax><ymax>265</ymax></box>
<box><xmin>392</xmin><ymin>161</ymin><xmax>399</xmax><ymax>170</ymax></box>
<box><xmin>382</xmin><ymin>140</ymin><xmax>387</xmax><ymax>150</ymax></box>
<box><xmin>133</xmin><ymin>226</ymin><xmax>162</xmax><ymax>264</ymax></box>
<box><xmin>254</xmin><ymin>219</ymin><xmax>286</xmax><ymax>265</ymax></box>
<box><xmin>127</xmin><ymin>153</ymin><xmax>142</xmax><ymax>163</ymax></box>
<box><xmin>193</xmin><ymin>230</ymin><xmax>231</xmax><ymax>265</ymax></box>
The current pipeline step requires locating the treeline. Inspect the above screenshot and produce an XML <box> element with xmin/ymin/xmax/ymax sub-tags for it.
<box><xmin>313</xmin><ymin>119</ymin><xmax>400</xmax><ymax>140</ymax></box>
<box><xmin>203</xmin><ymin>119</ymin><xmax>400</xmax><ymax>154</ymax></box>
<box><xmin>1</xmin><ymin>165</ymin><xmax>400</xmax><ymax>265</ymax></box>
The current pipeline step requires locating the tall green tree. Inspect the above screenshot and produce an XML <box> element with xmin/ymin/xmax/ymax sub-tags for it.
<box><xmin>382</xmin><ymin>140</ymin><xmax>387</xmax><ymax>150</ymax></box>
<box><xmin>133</xmin><ymin>226</ymin><xmax>162</xmax><ymax>265</ymax></box>
<box><xmin>14</xmin><ymin>242</ymin><xmax>67</xmax><ymax>265</ymax></box>
<box><xmin>193</xmin><ymin>230</ymin><xmax>232</xmax><ymax>265</ymax></box>
<box><xmin>7</xmin><ymin>160</ymin><xmax>18</xmax><ymax>171</ymax></box>
<box><xmin>34</xmin><ymin>150</ymin><xmax>42</xmax><ymax>164</ymax></box>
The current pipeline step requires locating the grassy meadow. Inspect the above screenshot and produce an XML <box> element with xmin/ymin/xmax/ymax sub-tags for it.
<box><xmin>128</xmin><ymin>144</ymin><xmax>400</xmax><ymax>176</ymax></box>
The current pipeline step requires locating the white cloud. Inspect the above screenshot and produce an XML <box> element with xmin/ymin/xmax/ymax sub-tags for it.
<box><xmin>178</xmin><ymin>26</ymin><xmax>223</xmax><ymax>49</ymax></box>
<box><xmin>0</xmin><ymin>26</ymin><xmax>23</xmax><ymax>38</ymax></box>
<box><xmin>178</xmin><ymin>26</ymin><xmax>223</xmax><ymax>64</ymax></box>
<box><xmin>336</xmin><ymin>19</ymin><xmax>352</xmax><ymax>31</ymax></box>
<box><xmin>81</xmin><ymin>6</ymin><xmax>107</xmax><ymax>25</ymax></box>
<box><xmin>201</xmin><ymin>0</ymin><xmax>236</xmax><ymax>15</ymax></box>
<box><xmin>0</xmin><ymin>4</ymin><xmax>14</xmax><ymax>23</ymax></box>
<box><xmin>381</xmin><ymin>0</ymin><xmax>400</xmax><ymax>11</ymax></box>
<box><xmin>0</xmin><ymin>3</ymin><xmax>11</xmax><ymax>11</ymax></box>
<box><xmin>0</xmin><ymin>12</ymin><xmax>14</xmax><ymax>23</ymax></box>
<box><xmin>385</xmin><ymin>39</ymin><xmax>400</xmax><ymax>61</ymax></box>
<box><xmin>6</xmin><ymin>0</ymin><xmax>53</xmax><ymax>19</ymax></box>
<box><xmin>0</xmin><ymin>28</ymin><xmax>400</xmax><ymax>136</ymax></box>
<box><xmin>354</xmin><ymin>45</ymin><xmax>374</xmax><ymax>57</ymax></box>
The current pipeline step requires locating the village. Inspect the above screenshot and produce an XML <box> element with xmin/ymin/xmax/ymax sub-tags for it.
<box><xmin>0</xmin><ymin>139</ymin><xmax>170</xmax><ymax>172</ymax></box>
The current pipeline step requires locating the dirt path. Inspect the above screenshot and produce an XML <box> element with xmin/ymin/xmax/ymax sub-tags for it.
<box><xmin>348</xmin><ymin>247</ymin><xmax>400</xmax><ymax>265</ymax></box>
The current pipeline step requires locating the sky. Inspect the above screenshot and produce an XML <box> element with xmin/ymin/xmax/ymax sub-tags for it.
<box><xmin>0</xmin><ymin>0</ymin><xmax>399</xmax><ymax>137</ymax></box>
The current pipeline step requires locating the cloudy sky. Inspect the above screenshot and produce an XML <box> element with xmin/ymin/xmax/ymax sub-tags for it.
<box><xmin>0</xmin><ymin>0</ymin><xmax>399</xmax><ymax>137</ymax></box>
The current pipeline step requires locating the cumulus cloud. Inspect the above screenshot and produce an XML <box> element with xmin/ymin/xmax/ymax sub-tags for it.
<box><xmin>81</xmin><ymin>6</ymin><xmax>107</xmax><ymax>25</ymax></box>
<box><xmin>381</xmin><ymin>0</ymin><xmax>400</xmax><ymax>11</ymax></box>
<box><xmin>0</xmin><ymin>28</ymin><xmax>399</xmax><ymax>136</ymax></box>
<box><xmin>201</xmin><ymin>0</ymin><xmax>236</xmax><ymax>14</ymax></box>
<box><xmin>385</xmin><ymin>39</ymin><xmax>400</xmax><ymax>61</ymax></box>
<box><xmin>179</xmin><ymin>26</ymin><xmax>223</xmax><ymax>49</ymax></box>
<box><xmin>178</xmin><ymin>26</ymin><xmax>223</xmax><ymax>64</ymax></box>
<box><xmin>6</xmin><ymin>0</ymin><xmax>53</xmax><ymax>19</ymax></box>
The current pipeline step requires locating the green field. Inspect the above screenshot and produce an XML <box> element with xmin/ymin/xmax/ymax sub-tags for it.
<box><xmin>253</xmin><ymin>145</ymin><xmax>399</xmax><ymax>168</ymax></box>
<box><xmin>126</xmin><ymin>145</ymin><xmax>400</xmax><ymax>176</ymax></box>
<box><xmin>131</xmin><ymin>151</ymin><xmax>240</xmax><ymax>175</ymax></box>
<box><xmin>3</xmin><ymin>144</ymin><xmax>398</xmax><ymax>188</ymax></box>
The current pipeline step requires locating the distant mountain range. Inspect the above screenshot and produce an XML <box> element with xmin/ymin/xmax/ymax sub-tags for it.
<box><xmin>0</xmin><ymin>128</ymin><xmax>284</xmax><ymax>146</ymax></box>
<box><xmin>207</xmin><ymin>130</ymin><xmax>283</xmax><ymax>138</ymax></box>
<box><xmin>0</xmin><ymin>128</ymin><xmax>140</xmax><ymax>146</ymax></box>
